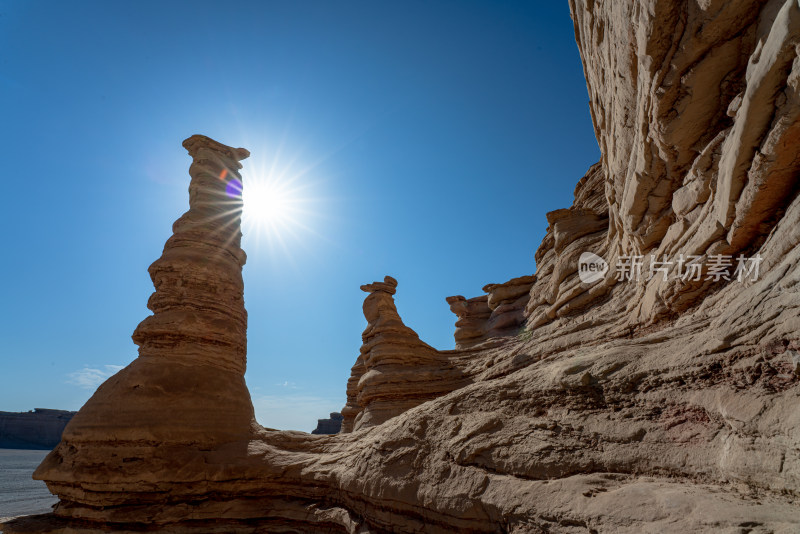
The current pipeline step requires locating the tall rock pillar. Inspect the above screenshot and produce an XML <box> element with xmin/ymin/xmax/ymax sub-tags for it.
<box><xmin>33</xmin><ymin>135</ymin><xmax>258</xmax><ymax>514</ymax></box>
<box><xmin>132</xmin><ymin>134</ymin><xmax>250</xmax><ymax>374</ymax></box>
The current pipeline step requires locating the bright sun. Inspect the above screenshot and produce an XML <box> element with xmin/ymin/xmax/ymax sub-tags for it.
<box><xmin>244</xmin><ymin>181</ymin><xmax>293</xmax><ymax>227</ymax></box>
<box><xmin>241</xmin><ymin>173</ymin><xmax>315</xmax><ymax>249</ymax></box>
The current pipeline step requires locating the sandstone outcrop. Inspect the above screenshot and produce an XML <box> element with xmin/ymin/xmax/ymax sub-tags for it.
<box><xmin>524</xmin><ymin>162</ymin><xmax>613</xmax><ymax>329</ymax></box>
<box><xmin>16</xmin><ymin>135</ymin><xmax>259</xmax><ymax>523</ymax></box>
<box><xmin>311</xmin><ymin>412</ymin><xmax>343</xmax><ymax>435</ymax></box>
<box><xmin>445</xmin><ymin>295</ymin><xmax>492</xmax><ymax>348</ymax></box>
<box><xmin>447</xmin><ymin>274</ymin><xmax>535</xmax><ymax>349</ymax></box>
<box><xmin>0</xmin><ymin>409</ymin><xmax>75</xmax><ymax>450</ymax></box>
<box><xmin>5</xmin><ymin>0</ymin><xmax>800</xmax><ymax>532</ymax></box>
<box><xmin>341</xmin><ymin>276</ymin><xmax>467</xmax><ymax>432</ymax></box>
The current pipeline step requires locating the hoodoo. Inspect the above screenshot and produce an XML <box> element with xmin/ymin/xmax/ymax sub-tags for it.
<box><xmin>341</xmin><ymin>276</ymin><xmax>466</xmax><ymax>432</ymax></box>
<box><xmin>28</xmin><ymin>135</ymin><xmax>260</xmax><ymax>520</ymax></box>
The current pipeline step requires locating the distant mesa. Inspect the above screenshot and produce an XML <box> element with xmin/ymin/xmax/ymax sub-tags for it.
<box><xmin>311</xmin><ymin>412</ymin><xmax>343</xmax><ymax>434</ymax></box>
<box><xmin>0</xmin><ymin>409</ymin><xmax>75</xmax><ymax>450</ymax></box>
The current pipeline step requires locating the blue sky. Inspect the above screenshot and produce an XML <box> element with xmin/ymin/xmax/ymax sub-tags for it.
<box><xmin>0</xmin><ymin>1</ymin><xmax>599</xmax><ymax>431</ymax></box>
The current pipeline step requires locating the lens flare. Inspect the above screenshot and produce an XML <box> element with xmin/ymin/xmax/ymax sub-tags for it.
<box><xmin>239</xmin><ymin>166</ymin><xmax>322</xmax><ymax>259</ymax></box>
<box><xmin>243</xmin><ymin>181</ymin><xmax>294</xmax><ymax>228</ymax></box>
<box><xmin>225</xmin><ymin>178</ymin><xmax>243</xmax><ymax>198</ymax></box>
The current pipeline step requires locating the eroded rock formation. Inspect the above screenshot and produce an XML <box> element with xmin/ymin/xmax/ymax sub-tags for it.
<box><xmin>16</xmin><ymin>135</ymin><xmax>259</xmax><ymax>523</ymax></box>
<box><xmin>5</xmin><ymin>1</ymin><xmax>800</xmax><ymax>532</ymax></box>
<box><xmin>446</xmin><ymin>294</ymin><xmax>492</xmax><ymax>349</ymax></box>
<box><xmin>341</xmin><ymin>276</ymin><xmax>467</xmax><ymax>432</ymax></box>
<box><xmin>446</xmin><ymin>275</ymin><xmax>536</xmax><ymax>349</ymax></box>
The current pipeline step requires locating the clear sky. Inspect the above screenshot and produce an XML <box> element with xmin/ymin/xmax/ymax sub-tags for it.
<box><xmin>0</xmin><ymin>1</ymin><xmax>599</xmax><ymax>431</ymax></box>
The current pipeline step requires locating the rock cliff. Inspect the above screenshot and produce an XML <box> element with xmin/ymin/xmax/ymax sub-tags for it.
<box><xmin>4</xmin><ymin>0</ymin><xmax>800</xmax><ymax>532</ymax></box>
<box><xmin>0</xmin><ymin>409</ymin><xmax>75</xmax><ymax>450</ymax></box>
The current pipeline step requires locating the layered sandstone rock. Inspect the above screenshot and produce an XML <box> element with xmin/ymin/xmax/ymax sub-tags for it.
<box><xmin>23</xmin><ymin>135</ymin><xmax>260</xmax><ymax>519</ymax></box>
<box><xmin>482</xmin><ymin>274</ymin><xmax>536</xmax><ymax>335</ymax></box>
<box><xmin>447</xmin><ymin>274</ymin><xmax>536</xmax><ymax>349</ymax></box>
<box><xmin>524</xmin><ymin>162</ymin><xmax>614</xmax><ymax>329</ymax></box>
<box><xmin>341</xmin><ymin>276</ymin><xmax>467</xmax><ymax>432</ymax></box>
<box><xmin>568</xmin><ymin>0</ymin><xmax>800</xmax><ymax>325</ymax></box>
<box><xmin>5</xmin><ymin>1</ymin><xmax>800</xmax><ymax>532</ymax></box>
<box><xmin>445</xmin><ymin>295</ymin><xmax>491</xmax><ymax>348</ymax></box>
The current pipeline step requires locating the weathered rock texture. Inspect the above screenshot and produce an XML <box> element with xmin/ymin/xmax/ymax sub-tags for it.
<box><xmin>447</xmin><ymin>275</ymin><xmax>536</xmax><ymax>349</ymax></box>
<box><xmin>10</xmin><ymin>135</ymin><xmax>258</xmax><ymax>526</ymax></box>
<box><xmin>446</xmin><ymin>294</ymin><xmax>492</xmax><ymax>348</ymax></box>
<box><xmin>311</xmin><ymin>412</ymin><xmax>344</xmax><ymax>435</ymax></box>
<box><xmin>5</xmin><ymin>1</ymin><xmax>800</xmax><ymax>532</ymax></box>
<box><xmin>341</xmin><ymin>276</ymin><xmax>467</xmax><ymax>432</ymax></box>
<box><xmin>0</xmin><ymin>409</ymin><xmax>75</xmax><ymax>450</ymax></box>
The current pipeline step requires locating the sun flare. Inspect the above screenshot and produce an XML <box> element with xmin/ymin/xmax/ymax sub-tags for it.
<box><xmin>240</xmin><ymin>170</ymin><xmax>319</xmax><ymax>253</ymax></box>
<box><xmin>243</xmin><ymin>181</ymin><xmax>294</xmax><ymax>228</ymax></box>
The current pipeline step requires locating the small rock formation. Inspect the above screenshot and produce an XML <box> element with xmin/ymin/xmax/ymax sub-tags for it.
<box><xmin>0</xmin><ymin>409</ymin><xmax>75</xmax><ymax>450</ymax></box>
<box><xmin>446</xmin><ymin>294</ymin><xmax>491</xmax><ymax>348</ymax></box>
<box><xmin>482</xmin><ymin>274</ymin><xmax>536</xmax><ymax>334</ymax></box>
<box><xmin>6</xmin><ymin>1</ymin><xmax>800</xmax><ymax>532</ymax></box>
<box><xmin>311</xmin><ymin>412</ymin><xmax>343</xmax><ymax>434</ymax></box>
<box><xmin>341</xmin><ymin>276</ymin><xmax>467</xmax><ymax>432</ymax></box>
<box><xmin>525</xmin><ymin>162</ymin><xmax>612</xmax><ymax>328</ymax></box>
<box><xmin>446</xmin><ymin>274</ymin><xmax>535</xmax><ymax>349</ymax></box>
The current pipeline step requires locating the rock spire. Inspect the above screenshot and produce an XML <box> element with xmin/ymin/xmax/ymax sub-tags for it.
<box><xmin>31</xmin><ymin>135</ymin><xmax>258</xmax><ymax>513</ymax></box>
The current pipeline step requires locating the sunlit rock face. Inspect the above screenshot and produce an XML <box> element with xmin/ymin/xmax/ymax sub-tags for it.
<box><xmin>446</xmin><ymin>274</ymin><xmax>536</xmax><ymax>349</ymax></box>
<box><xmin>563</xmin><ymin>0</ymin><xmax>800</xmax><ymax>325</ymax></box>
<box><xmin>446</xmin><ymin>294</ymin><xmax>492</xmax><ymax>348</ymax></box>
<box><xmin>6</xmin><ymin>1</ymin><xmax>800</xmax><ymax>532</ymax></box>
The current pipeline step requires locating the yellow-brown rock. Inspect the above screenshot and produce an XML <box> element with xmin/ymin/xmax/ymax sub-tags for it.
<box><xmin>342</xmin><ymin>276</ymin><xmax>467</xmax><ymax>431</ymax></box>
<box><xmin>25</xmin><ymin>135</ymin><xmax>260</xmax><ymax>519</ymax></box>
<box><xmin>446</xmin><ymin>294</ymin><xmax>491</xmax><ymax>349</ymax></box>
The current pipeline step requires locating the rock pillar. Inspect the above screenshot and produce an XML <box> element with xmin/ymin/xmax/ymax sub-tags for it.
<box><xmin>33</xmin><ymin>135</ymin><xmax>258</xmax><ymax>513</ymax></box>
